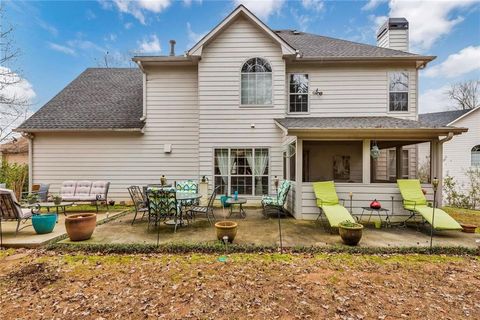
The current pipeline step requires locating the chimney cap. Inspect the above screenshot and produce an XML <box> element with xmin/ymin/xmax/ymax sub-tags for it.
<box><xmin>377</xmin><ymin>17</ymin><xmax>408</xmax><ymax>39</ymax></box>
<box><xmin>169</xmin><ymin>39</ymin><xmax>176</xmax><ymax>56</ymax></box>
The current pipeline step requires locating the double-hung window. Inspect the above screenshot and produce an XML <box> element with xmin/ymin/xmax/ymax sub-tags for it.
<box><xmin>289</xmin><ymin>74</ymin><xmax>309</xmax><ymax>113</ymax></box>
<box><xmin>241</xmin><ymin>58</ymin><xmax>272</xmax><ymax>105</ymax></box>
<box><xmin>214</xmin><ymin>148</ymin><xmax>269</xmax><ymax>196</ymax></box>
<box><xmin>472</xmin><ymin>145</ymin><xmax>480</xmax><ymax>166</ymax></box>
<box><xmin>389</xmin><ymin>71</ymin><xmax>409</xmax><ymax>112</ymax></box>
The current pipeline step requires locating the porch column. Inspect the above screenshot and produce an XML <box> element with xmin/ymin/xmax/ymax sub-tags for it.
<box><xmin>295</xmin><ymin>139</ymin><xmax>303</xmax><ymax>219</ymax></box>
<box><xmin>362</xmin><ymin>139</ymin><xmax>371</xmax><ymax>183</ymax></box>
<box><xmin>396</xmin><ymin>146</ymin><xmax>403</xmax><ymax>179</ymax></box>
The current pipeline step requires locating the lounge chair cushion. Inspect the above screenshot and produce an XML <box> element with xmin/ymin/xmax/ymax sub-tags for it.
<box><xmin>261</xmin><ymin>195</ymin><xmax>278</xmax><ymax>206</ymax></box>
<box><xmin>414</xmin><ymin>206</ymin><xmax>462</xmax><ymax>230</ymax></box>
<box><xmin>313</xmin><ymin>181</ymin><xmax>339</xmax><ymax>206</ymax></box>
<box><xmin>321</xmin><ymin>204</ymin><xmax>356</xmax><ymax>228</ymax></box>
<box><xmin>61</xmin><ymin>181</ymin><xmax>77</xmax><ymax>197</ymax></box>
<box><xmin>397</xmin><ymin>179</ymin><xmax>428</xmax><ymax>208</ymax></box>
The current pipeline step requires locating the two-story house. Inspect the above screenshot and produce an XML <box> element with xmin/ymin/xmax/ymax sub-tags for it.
<box><xmin>16</xmin><ymin>6</ymin><xmax>466</xmax><ymax>219</ymax></box>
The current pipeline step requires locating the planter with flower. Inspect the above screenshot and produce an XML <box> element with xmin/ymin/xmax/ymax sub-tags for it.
<box><xmin>338</xmin><ymin>220</ymin><xmax>364</xmax><ymax>246</ymax></box>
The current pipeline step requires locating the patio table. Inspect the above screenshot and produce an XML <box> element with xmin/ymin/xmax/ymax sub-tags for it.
<box><xmin>27</xmin><ymin>202</ymin><xmax>74</xmax><ymax>223</ymax></box>
<box><xmin>357</xmin><ymin>207</ymin><xmax>391</xmax><ymax>227</ymax></box>
<box><xmin>226</xmin><ymin>198</ymin><xmax>247</xmax><ymax>219</ymax></box>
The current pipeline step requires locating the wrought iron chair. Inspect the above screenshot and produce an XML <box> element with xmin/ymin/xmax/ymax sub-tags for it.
<box><xmin>175</xmin><ymin>180</ymin><xmax>199</xmax><ymax>206</ymax></box>
<box><xmin>0</xmin><ymin>188</ymin><xmax>35</xmax><ymax>235</ymax></box>
<box><xmin>261</xmin><ymin>180</ymin><xmax>291</xmax><ymax>217</ymax></box>
<box><xmin>128</xmin><ymin>186</ymin><xmax>148</xmax><ymax>225</ymax></box>
<box><xmin>146</xmin><ymin>188</ymin><xmax>179</xmax><ymax>232</ymax></box>
<box><xmin>187</xmin><ymin>187</ymin><xmax>219</xmax><ymax>225</ymax></box>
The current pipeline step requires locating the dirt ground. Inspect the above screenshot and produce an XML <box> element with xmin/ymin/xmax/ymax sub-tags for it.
<box><xmin>0</xmin><ymin>249</ymin><xmax>479</xmax><ymax>320</ymax></box>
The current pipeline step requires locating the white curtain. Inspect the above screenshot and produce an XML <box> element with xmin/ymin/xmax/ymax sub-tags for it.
<box><xmin>217</xmin><ymin>150</ymin><xmax>229</xmax><ymax>184</ymax></box>
<box><xmin>246</xmin><ymin>149</ymin><xmax>269</xmax><ymax>195</ymax></box>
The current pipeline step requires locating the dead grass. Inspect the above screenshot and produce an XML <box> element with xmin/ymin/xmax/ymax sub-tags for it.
<box><xmin>443</xmin><ymin>206</ymin><xmax>480</xmax><ymax>233</ymax></box>
<box><xmin>0</xmin><ymin>249</ymin><xmax>479</xmax><ymax>319</ymax></box>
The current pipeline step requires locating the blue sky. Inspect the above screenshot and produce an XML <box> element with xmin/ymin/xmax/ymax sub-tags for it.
<box><xmin>4</xmin><ymin>0</ymin><xmax>480</xmax><ymax>115</ymax></box>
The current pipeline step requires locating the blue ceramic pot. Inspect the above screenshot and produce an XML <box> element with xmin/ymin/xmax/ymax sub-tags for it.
<box><xmin>32</xmin><ymin>214</ymin><xmax>57</xmax><ymax>234</ymax></box>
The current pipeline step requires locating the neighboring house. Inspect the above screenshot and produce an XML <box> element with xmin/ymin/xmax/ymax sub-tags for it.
<box><xmin>419</xmin><ymin>108</ymin><xmax>480</xmax><ymax>194</ymax></box>
<box><xmin>15</xmin><ymin>6</ymin><xmax>467</xmax><ymax>219</ymax></box>
<box><xmin>0</xmin><ymin>136</ymin><xmax>29</xmax><ymax>165</ymax></box>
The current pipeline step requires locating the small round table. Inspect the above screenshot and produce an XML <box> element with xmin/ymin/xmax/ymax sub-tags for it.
<box><xmin>226</xmin><ymin>198</ymin><xmax>247</xmax><ymax>219</ymax></box>
<box><xmin>168</xmin><ymin>192</ymin><xmax>202</xmax><ymax>226</ymax></box>
<box><xmin>28</xmin><ymin>202</ymin><xmax>74</xmax><ymax>216</ymax></box>
<box><xmin>358</xmin><ymin>207</ymin><xmax>391</xmax><ymax>227</ymax></box>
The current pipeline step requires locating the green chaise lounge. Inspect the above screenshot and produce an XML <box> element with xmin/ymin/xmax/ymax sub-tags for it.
<box><xmin>312</xmin><ymin>181</ymin><xmax>355</xmax><ymax>231</ymax></box>
<box><xmin>397</xmin><ymin>179</ymin><xmax>462</xmax><ymax>231</ymax></box>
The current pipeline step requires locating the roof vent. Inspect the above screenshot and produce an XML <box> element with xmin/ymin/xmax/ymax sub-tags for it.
<box><xmin>292</xmin><ymin>30</ymin><xmax>300</xmax><ymax>35</ymax></box>
<box><xmin>169</xmin><ymin>40</ymin><xmax>176</xmax><ymax>56</ymax></box>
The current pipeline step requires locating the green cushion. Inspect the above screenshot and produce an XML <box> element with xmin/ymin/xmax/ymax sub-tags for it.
<box><xmin>413</xmin><ymin>206</ymin><xmax>462</xmax><ymax>230</ymax></box>
<box><xmin>397</xmin><ymin>179</ymin><xmax>428</xmax><ymax>208</ymax></box>
<box><xmin>313</xmin><ymin>181</ymin><xmax>339</xmax><ymax>206</ymax></box>
<box><xmin>321</xmin><ymin>205</ymin><xmax>355</xmax><ymax>228</ymax></box>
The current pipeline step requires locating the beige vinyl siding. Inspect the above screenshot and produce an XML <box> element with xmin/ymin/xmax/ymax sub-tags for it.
<box><xmin>32</xmin><ymin>66</ymin><xmax>199</xmax><ymax>201</ymax></box>
<box><xmin>301</xmin><ymin>182</ymin><xmax>433</xmax><ymax>220</ymax></box>
<box><xmin>286</xmin><ymin>66</ymin><xmax>417</xmax><ymax>119</ymax></box>
<box><xmin>377</xmin><ymin>32</ymin><xmax>389</xmax><ymax>48</ymax></box>
<box><xmin>387</xmin><ymin>29</ymin><xmax>409</xmax><ymax>51</ymax></box>
<box><xmin>442</xmin><ymin>110</ymin><xmax>480</xmax><ymax>196</ymax></box>
<box><xmin>198</xmin><ymin>17</ymin><xmax>285</xmax><ymax>198</ymax></box>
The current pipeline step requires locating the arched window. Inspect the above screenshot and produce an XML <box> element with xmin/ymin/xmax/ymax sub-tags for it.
<box><xmin>241</xmin><ymin>58</ymin><xmax>272</xmax><ymax>105</ymax></box>
<box><xmin>472</xmin><ymin>145</ymin><xmax>480</xmax><ymax>166</ymax></box>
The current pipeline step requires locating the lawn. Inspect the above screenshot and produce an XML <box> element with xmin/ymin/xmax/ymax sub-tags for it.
<box><xmin>0</xmin><ymin>249</ymin><xmax>478</xmax><ymax>319</ymax></box>
<box><xmin>36</xmin><ymin>203</ymin><xmax>131</xmax><ymax>214</ymax></box>
<box><xmin>443</xmin><ymin>206</ymin><xmax>480</xmax><ymax>233</ymax></box>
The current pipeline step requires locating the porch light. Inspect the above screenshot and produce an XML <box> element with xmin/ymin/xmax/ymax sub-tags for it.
<box><xmin>370</xmin><ymin>145</ymin><xmax>380</xmax><ymax>160</ymax></box>
<box><xmin>432</xmin><ymin>177</ymin><xmax>439</xmax><ymax>191</ymax></box>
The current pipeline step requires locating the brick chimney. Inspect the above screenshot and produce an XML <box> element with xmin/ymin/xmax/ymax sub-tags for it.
<box><xmin>377</xmin><ymin>18</ymin><xmax>409</xmax><ymax>52</ymax></box>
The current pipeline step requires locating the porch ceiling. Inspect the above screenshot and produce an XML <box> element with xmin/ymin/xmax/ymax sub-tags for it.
<box><xmin>274</xmin><ymin>116</ymin><xmax>467</xmax><ymax>140</ymax></box>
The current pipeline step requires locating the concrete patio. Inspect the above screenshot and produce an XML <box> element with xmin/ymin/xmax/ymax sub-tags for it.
<box><xmin>60</xmin><ymin>207</ymin><xmax>480</xmax><ymax>249</ymax></box>
<box><xmin>0</xmin><ymin>208</ymin><xmax>128</xmax><ymax>248</ymax></box>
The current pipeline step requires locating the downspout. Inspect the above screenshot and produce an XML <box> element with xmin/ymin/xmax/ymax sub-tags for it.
<box><xmin>22</xmin><ymin>133</ymin><xmax>34</xmax><ymax>191</ymax></box>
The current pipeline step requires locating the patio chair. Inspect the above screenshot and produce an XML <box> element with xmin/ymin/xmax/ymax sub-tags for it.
<box><xmin>397</xmin><ymin>179</ymin><xmax>462</xmax><ymax>231</ymax></box>
<box><xmin>22</xmin><ymin>183</ymin><xmax>50</xmax><ymax>203</ymax></box>
<box><xmin>312</xmin><ymin>181</ymin><xmax>356</xmax><ymax>232</ymax></box>
<box><xmin>128</xmin><ymin>186</ymin><xmax>148</xmax><ymax>225</ymax></box>
<box><xmin>187</xmin><ymin>187</ymin><xmax>219</xmax><ymax>225</ymax></box>
<box><xmin>0</xmin><ymin>188</ymin><xmax>35</xmax><ymax>235</ymax></box>
<box><xmin>175</xmin><ymin>180</ymin><xmax>198</xmax><ymax>206</ymax></box>
<box><xmin>261</xmin><ymin>180</ymin><xmax>291</xmax><ymax>217</ymax></box>
<box><xmin>146</xmin><ymin>188</ymin><xmax>179</xmax><ymax>233</ymax></box>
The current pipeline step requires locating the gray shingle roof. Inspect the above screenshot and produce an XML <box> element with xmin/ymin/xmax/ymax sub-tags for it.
<box><xmin>17</xmin><ymin>68</ymin><xmax>143</xmax><ymax>131</ymax></box>
<box><xmin>275</xmin><ymin>116</ymin><xmax>456</xmax><ymax>130</ymax></box>
<box><xmin>419</xmin><ymin>109</ymin><xmax>472</xmax><ymax>126</ymax></box>
<box><xmin>275</xmin><ymin>30</ymin><xmax>418</xmax><ymax>58</ymax></box>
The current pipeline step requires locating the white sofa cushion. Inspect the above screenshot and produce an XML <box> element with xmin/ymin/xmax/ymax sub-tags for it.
<box><xmin>60</xmin><ymin>181</ymin><xmax>77</xmax><ymax>197</ymax></box>
<box><xmin>91</xmin><ymin>181</ymin><xmax>109</xmax><ymax>200</ymax></box>
<box><xmin>75</xmin><ymin>181</ymin><xmax>92</xmax><ymax>197</ymax></box>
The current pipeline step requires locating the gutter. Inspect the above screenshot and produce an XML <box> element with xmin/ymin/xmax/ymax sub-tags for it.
<box><xmin>14</xmin><ymin>128</ymin><xmax>144</xmax><ymax>133</ymax></box>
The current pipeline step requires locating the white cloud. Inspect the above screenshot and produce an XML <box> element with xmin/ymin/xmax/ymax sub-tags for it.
<box><xmin>362</xmin><ymin>0</ymin><xmax>387</xmax><ymax>11</ymax></box>
<box><xmin>371</xmin><ymin>0</ymin><xmax>478</xmax><ymax>52</ymax></box>
<box><xmin>233</xmin><ymin>0</ymin><xmax>285</xmax><ymax>20</ymax></box>
<box><xmin>291</xmin><ymin>9</ymin><xmax>313</xmax><ymax>32</ymax></box>
<box><xmin>423</xmin><ymin>46</ymin><xmax>480</xmax><ymax>78</ymax></box>
<box><xmin>187</xmin><ymin>23</ymin><xmax>206</xmax><ymax>48</ymax></box>
<box><xmin>183</xmin><ymin>0</ymin><xmax>202</xmax><ymax>6</ymax></box>
<box><xmin>103</xmin><ymin>0</ymin><xmax>172</xmax><ymax>24</ymax></box>
<box><xmin>86</xmin><ymin>9</ymin><xmax>97</xmax><ymax>20</ymax></box>
<box><xmin>35</xmin><ymin>18</ymin><xmax>58</xmax><ymax>37</ymax></box>
<box><xmin>67</xmin><ymin>39</ymin><xmax>105</xmax><ymax>53</ymax></box>
<box><xmin>48</xmin><ymin>42</ymin><xmax>76</xmax><ymax>55</ymax></box>
<box><xmin>419</xmin><ymin>84</ymin><xmax>453</xmax><ymax>113</ymax></box>
<box><xmin>301</xmin><ymin>0</ymin><xmax>324</xmax><ymax>12</ymax></box>
<box><xmin>124</xmin><ymin>22</ymin><xmax>133</xmax><ymax>29</ymax></box>
<box><xmin>0</xmin><ymin>67</ymin><xmax>36</xmax><ymax>141</ymax></box>
<box><xmin>137</xmin><ymin>34</ymin><xmax>161</xmax><ymax>53</ymax></box>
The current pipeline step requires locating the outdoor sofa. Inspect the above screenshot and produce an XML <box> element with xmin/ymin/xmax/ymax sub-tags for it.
<box><xmin>60</xmin><ymin>181</ymin><xmax>110</xmax><ymax>212</ymax></box>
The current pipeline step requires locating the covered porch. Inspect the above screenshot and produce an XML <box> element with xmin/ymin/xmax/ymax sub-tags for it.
<box><xmin>275</xmin><ymin>116</ymin><xmax>467</xmax><ymax>220</ymax></box>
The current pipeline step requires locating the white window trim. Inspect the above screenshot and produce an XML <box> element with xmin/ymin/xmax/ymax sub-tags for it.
<box><xmin>287</xmin><ymin>73</ymin><xmax>310</xmax><ymax>114</ymax></box>
<box><xmin>213</xmin><ymin>147</ymin><xmax>270</xmax><ymax>197</ymax></box>
<box><xmin>387</xmin><ymin>71</ymin><xmax>410</xmax><ymax>113</ymax></box>
<box><xmin>471</xmin><ymin>145</ymin><xmax>480</xmax><ymax>167</ymax></box>
<box><xmin>239</xmin><ymin>57</ymin><xmax>274</xmax><ymax>108</ymax></box>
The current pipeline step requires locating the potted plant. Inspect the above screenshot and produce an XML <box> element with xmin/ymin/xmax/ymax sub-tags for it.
<box><xmin>108</xmin><ymin>199</ymin><xmax>115</xmax><ymax>206</ymax></box>
<box><xmin>32</xmin><ymin>214</ymin><xmax>57</xmax><ymax>234</ymax></box>
<box><xmin>52</xmin><ymin>194</ymin><xmax>62</xmax><ymax>205</ymax></box>
<box><xmin>215</xmin><ymin>221</ymin><xmax>238</xmax><ymax>243</ymax></box>
<box><xmin>338</xmin><ymin>220</ymin><xmax>364</xmax><ymax>246</ymax></box>
<box><xmin>65</xmin><ymin>213</ymin><xmax>97</xmax><ymax>241</ymax></box>
<box><xmin>26</xmin><ymin>193</ymin><xmax>39</xmax><ymax>204</ymax></box>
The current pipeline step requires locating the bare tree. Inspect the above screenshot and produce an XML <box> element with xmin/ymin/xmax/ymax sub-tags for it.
<box><xmin>446</xmin><ymin>79</ymin><xmax>480</xmax><ymax>110</ymax></box>
<box><xmin>94</xmin><ymin>50</ymin><xmax>135</xmax><ymax>68</ymax></box>
<box><xmin>0</xmin><ymin>4</ymin><xmax>31</xmax><ymax>143</ymax></box>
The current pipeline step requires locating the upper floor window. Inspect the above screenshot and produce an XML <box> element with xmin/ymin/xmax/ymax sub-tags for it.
<box><xmin>389</xmin><ymin>71</ymin><xmax>408</xmax><ymax>112</ymax></box>
<box><xmin>472</xmin><ymin>145</ymin><xmax>480</xmax><ymax>166</ymax></box>
<box><xmin>289</xmin><ymin>74</ymin><xmax>309</xmax><ymax>113</ymax></box>
<box><xmin>241</xmin><ymin>58</ymin><xmax>272</xmax><ymax>105</ymax></box>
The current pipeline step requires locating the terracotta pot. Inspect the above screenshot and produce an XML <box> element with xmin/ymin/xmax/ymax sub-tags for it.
<box><xmin>339</xmin><ymin>223</ymin><xmax>364</xmax><ymax>246</ymax></box>
<box><xmin>65</xmin><ymin>213</ymin><xmax>97</xmax><ymax>241</ymax></box>
<box><xmin>460</xmin><ymin>223</ymin><xmax>477</xmax><ymax>233</ymax></box>
<box><xmin>215</xmin><ymin>221</ymin><xmax>238</xmax><ymax>243</ymax></box>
